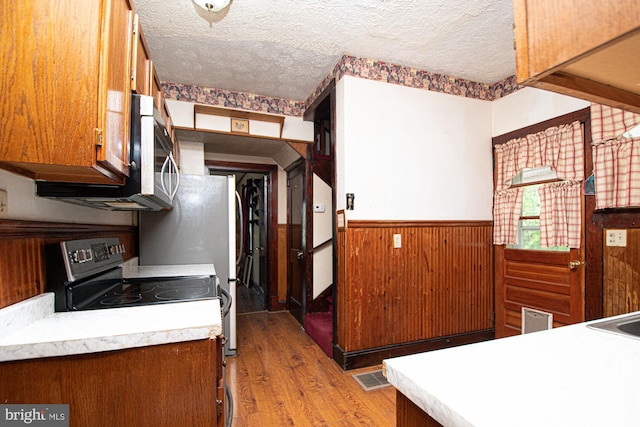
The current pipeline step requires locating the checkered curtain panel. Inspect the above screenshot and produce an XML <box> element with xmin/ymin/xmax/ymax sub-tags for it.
<box><xmin>591</xmin><ymin>103</ymin><xmax>640</xmax><ymax>209</ymax></box>
<box><xmin>494</xmin><ymin>121</ymin><xmax>584</xmax><ymax>192</ymax></box>
<box><xmin>493</xmin><ymin>188</ymin><xmax>523</xmax><ymax>245</ymax></box>
<box><xmin>539</xmin><ymin>181</ymin><xmax>582</xmax><ymax>248</ymax></box>
<box><xmin>493</xmin><ymin>121</ymin><xmax>584</xmax><ymax>247</ymax></box>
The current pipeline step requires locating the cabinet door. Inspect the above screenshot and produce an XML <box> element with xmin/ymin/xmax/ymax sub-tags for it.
<box><xmin>151</xmin><ymin>64</ymin><xmax>172</xmax><ymax>135</ymax></box>
<box><xmin>151</xmin><ymin>65</ymin><xmax>169</xmax><ymax>119</ymax></box>
<box><xmin>96</xmin><ymin>0</ymin><xmax>134</xmax><ymax>178</ymax></box>
<box><xmin>1</xmin><ymin>1</ymin><xmax>102</xmax><ymax>179</ymax></box>
<box><xmin>0</xmin><ymin>0</ymin><xmax>136</xmax><ymax>184</ymax></box>
<box><xmin>514</xmin><ymin>0</ymin><xmax>640</xmax><ymax>114</ymax></box>
<box><xmin>216</xmin><ymin>336</ymin><xmax>224</xmax><ymax>427</ymax></box>
<box><xmin>132</xmin><ymin>14</ymin><xmax>153</xmax><ymax>95</ymax></box>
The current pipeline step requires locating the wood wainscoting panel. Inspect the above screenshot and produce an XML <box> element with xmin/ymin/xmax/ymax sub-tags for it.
<box><xmin>337</xmin><ymin>221</ymin><xmax>493</xmax><ymax>353</ymax></box>
<box><xmin>603</xmin><ymin>228</ymin><xmax>640</xmax><ymax>317</ymax></box>
<box><xmin>0</xmin><ymin>220</ymin><xmax>136</xmax><ymax>309</ymax></box>
<box><xmin>0</xmin><ymin>238</ymin><xmax>45</xmax><ymax>310</ymax></box>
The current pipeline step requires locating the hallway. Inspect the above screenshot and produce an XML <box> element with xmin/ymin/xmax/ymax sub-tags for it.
<box><xmin>226</xmin><ymin>311</ymin><xmax>396</xmax><ymax>426</ymax></box>
<box><xmin>236</xmin><ymin>283</ymin><xmax>265</xmax><ymax>314</ymax></box>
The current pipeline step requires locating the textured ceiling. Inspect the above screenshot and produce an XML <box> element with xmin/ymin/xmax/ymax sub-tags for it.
<box><xmin>132</xmin><ymin>0</ymin><xmax>515</xmax><ymax>103</ymax></box>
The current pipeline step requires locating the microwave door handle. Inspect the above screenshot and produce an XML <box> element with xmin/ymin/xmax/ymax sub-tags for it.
<box><xmin>168</xmin><ymin>152</ymin><xmax>180</xmax><ymax>201</ymax></box>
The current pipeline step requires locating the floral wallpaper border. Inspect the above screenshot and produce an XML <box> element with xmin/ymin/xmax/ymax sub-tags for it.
<box><xmin>162</xmin><ymin>82</ymin><xmax>307</xmax><ymax>117</ymax></box>
<box><xmin>162</xmin><ymin>54</ymin><xmax>520</xmax><ymax>118</ymax></box>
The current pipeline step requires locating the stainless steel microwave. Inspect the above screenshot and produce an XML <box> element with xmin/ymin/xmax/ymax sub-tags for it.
<box><xmin>36</xmin><ymin>94</ymin><xmax>179</xmax><ymax>210</ymax></box>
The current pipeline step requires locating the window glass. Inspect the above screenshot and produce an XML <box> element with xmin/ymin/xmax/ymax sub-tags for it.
<box><xmin>507</xmin><ymin>166</ymin><xmax>569</xmax><ymax>252</ymax></box>
<box><xmin>521</xmin><ymin>185</ymin><xmax>541</xmax><ymax>216</ymax></box>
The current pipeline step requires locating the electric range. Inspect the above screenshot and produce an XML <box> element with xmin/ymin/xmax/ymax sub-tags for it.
<box><xmin>44</xmin><ymin>237</ymin><xmax>221</xmax><ymax>312</ymax></box>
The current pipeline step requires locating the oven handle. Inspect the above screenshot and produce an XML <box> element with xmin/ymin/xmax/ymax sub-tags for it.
<box><xmin>218</xmin><ymin>284</ymin><xmax>232</xmax><ymax>317</ymax></box>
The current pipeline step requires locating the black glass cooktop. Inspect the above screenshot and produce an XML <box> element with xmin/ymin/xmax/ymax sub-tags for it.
<box><xmin>68</xmin><ymin>275</ymin><xmax>218</xmax><ymax>311</ymax></box>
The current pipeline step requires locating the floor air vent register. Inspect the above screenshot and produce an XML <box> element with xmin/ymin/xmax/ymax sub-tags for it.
<box><xmin>352</xmin><ymin>370</ymin><xmax>391</xmax><ymax>392</ymax></box>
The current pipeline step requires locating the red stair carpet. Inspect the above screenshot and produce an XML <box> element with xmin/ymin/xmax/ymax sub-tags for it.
<box><xmin>304</xmin><ymin>312</ymin><xmax>333</xmax><ymax>357</ymax></box>
<box><xmin>304</xmin><ymin>297</ymin><xmax>333</xmax><ymax>358</ymax></box>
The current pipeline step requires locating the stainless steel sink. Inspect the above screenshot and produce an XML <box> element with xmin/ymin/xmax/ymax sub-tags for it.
<box><xmin>587</xmin><ymin>312</ymin><xmax>640</xmax><ymax>340</ymax></box>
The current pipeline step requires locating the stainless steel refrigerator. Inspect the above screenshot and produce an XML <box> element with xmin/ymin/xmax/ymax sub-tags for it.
<box><xmin>138</xmin><ymin>174</ymin><xmax>237</xmax><ymax>355</ymax></box>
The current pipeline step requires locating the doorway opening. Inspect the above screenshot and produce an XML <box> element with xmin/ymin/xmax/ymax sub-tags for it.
<box><xmin>206</xmin><ymin>161</ymin><xmax>281</xmax><ymax>315</ymax></box>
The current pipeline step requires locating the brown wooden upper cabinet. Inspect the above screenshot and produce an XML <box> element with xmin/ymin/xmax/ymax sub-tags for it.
<box><xmin>151</xmin><ymin>66</ymin><xmax>172</xmax><ymax>135</ymax></box>
<box><xmin>132</xmin><ymin>14</ymin><xmax>153</xmax><ymax>96</ymax></box>
<box><xmin>514</xmin><ymin>0</ymin><xmax>640</xmax><ymax>114</ymax></box>
<box><xmin>0</xmin><ymin>0</ymin><xmax>135</xmax><ymax>185</ymax></box>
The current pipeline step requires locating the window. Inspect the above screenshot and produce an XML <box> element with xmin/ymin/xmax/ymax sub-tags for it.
<box><xmin>508</xmin><ymin>167</ymin><xmax>569</xmax><ymax>251</ymax></box>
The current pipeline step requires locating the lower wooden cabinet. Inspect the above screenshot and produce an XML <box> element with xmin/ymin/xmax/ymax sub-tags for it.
<box><xmin>396</xmin><ymin>390</ymin><xmax>443</xmax><ymax>427</ymax></box>
<box><xmin>0</xmin><ymin>338</ymin><xmax>222</xmax><ymax>427</ymax></box>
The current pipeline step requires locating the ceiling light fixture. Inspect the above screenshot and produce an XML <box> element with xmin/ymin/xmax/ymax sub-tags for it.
<box><xmin>193</xmin><ymin>0</ymin><xmax>231</xmax><ymax>13</ymax></box>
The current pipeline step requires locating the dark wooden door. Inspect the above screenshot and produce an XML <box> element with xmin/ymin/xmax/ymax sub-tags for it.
<box><xmin>287</xmin><ymin>162</ymin><xmax>306</xmax><ymax>325</ymax></box>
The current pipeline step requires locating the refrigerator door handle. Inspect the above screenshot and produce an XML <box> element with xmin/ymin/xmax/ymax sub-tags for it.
<box><xmin>235</xmin><ymin>191</ymin><xmax>243</xmax><ymax>267</ymax></box>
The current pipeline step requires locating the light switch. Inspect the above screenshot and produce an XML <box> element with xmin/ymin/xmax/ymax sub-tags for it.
<box><xmin>393</xmin><ymin>234</ymin><xmax>402</xmax><ymax>248</ymax></box>
<box><xmin>606</xmin><ymin>229</ymin><xmax>627</xmax><ymax>247</ymax></box>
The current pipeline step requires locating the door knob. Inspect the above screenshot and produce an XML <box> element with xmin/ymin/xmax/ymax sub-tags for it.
<box><xmin>568</xmin><ymin>260</ymin><xmax>584</xmax><ymax>270</ymax></box>
<box><xmin>296</xmin><ymin>251</ymin><xmax>304</xmax><ymax>260</ymax></box>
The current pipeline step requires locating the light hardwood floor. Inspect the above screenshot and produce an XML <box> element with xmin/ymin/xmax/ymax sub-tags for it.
<box><xmin>226</xmin><ymin>311</ymin><xmax>396</xmax><ymax>426</ymax></box>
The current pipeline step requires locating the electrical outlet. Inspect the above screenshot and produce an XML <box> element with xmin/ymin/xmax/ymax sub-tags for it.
<box><xmin>0</xmin><ymin>190</ymin><xmax>7</xmax><ymax>219</ymax></box>
<box><xmin>393</xmin><ymin>233</ymin><xmax>402</xmax><ymax>248</ymax></box>
<box><xmin>606</xmin><ymin>229</ymin><xmax>627</xmax><ymax>247</ymax></box>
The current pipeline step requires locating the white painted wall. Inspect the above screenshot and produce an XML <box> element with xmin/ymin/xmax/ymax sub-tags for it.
<box><xmin>179</xmin><ymin>141</ymin><xmax>206</xmax><ymax>175</ymax></box>
<box><xmin>336</xmin><ymin>75</ymin><xmax>494</xmax><ymax>221</ymax></box>
<box><xmin>491</xmin><ymin>87</ymin><xmax>590</xmax><ymax>137</ymax></box>
<box><xmin>312</xmin><ymin>174</ymin><xmax>333</xmax><ymax>298</ymax></box>
<box><xmin>0</xmin><ymin>169</ymin><xmax>134</xmax><ymax>225</ymax></box>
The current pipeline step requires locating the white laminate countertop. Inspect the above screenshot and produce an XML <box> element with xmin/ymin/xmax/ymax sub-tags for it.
<box><xmin>0</xmin><ymin>292</ymin><xmax>222</xmax><ymax>363</ymax></box>
<box><xmin>384</xmin><ymin>315</ymin><xmax>640</xmax><ymax>427</ymax></box>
